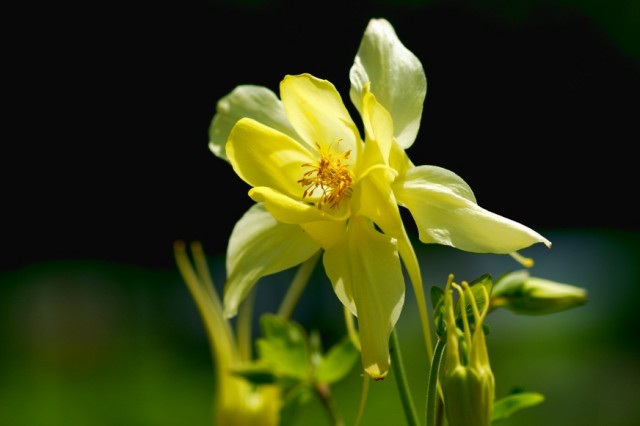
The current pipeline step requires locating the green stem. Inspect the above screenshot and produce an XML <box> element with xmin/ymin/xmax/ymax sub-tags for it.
<box><xmin>354</xmin><ymin>374</ymin><xmax>370</xmax><ymax>426</ymax></box>
<box><xmin>343</xmin><ymin>306</ymin><xmax>361</xmax><ymax>352</ymax></box>
<box><xmin>277</xmin><ymin>250</ymin><xmax>322</xmax><ymax>319</ymax></box>
<box><xmin>316</xmin><ymin>383</ymin><xmax>345</xmax><ymax>426</ymax></box>
<box><xmin>435</xmin><ymin>395</ymin><xmax>445</xmax><ymax>426</ymax></box>
<box><xmin>397</xmin><ymin>236</ymin><xmax>433</xmax><ymax>359</ymax></box>
<box><xmin>426</xmin><ymin>338</ymin><xmax>446</xmax><ymax>426</ymax></box>
<box><xmin>390</xmin><ymin>328</ymin><xmax>420</xmax><ymax>426</ymax></box>
<box><xmin>236</xmin><ymin>287</ymin><xmax>256</xmax><ymax>362</ymax></box>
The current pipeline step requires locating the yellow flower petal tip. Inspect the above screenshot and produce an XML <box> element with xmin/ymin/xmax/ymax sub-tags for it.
<box><xmin>365</xmin><ymin>365</ymin><xmax>389</xmax><ymax>381</ymax></box>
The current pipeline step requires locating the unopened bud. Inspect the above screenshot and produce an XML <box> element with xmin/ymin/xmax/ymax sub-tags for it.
<box><xmin>491</xmin><ymin>270</ymin><xmax>587</xmax><ymax>315</ymax></box>
<box><xmin>442</xmin><ymin>281</ymin><xmax>495</xmax><ymax>426</ymax></box>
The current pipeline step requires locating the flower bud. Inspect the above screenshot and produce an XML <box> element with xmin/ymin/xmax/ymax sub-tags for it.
<box><xmin>174</xmin><ymin>241</ymin><xmax>282</xmax><ymax>426</ymax></box>
<box><xmin>442</xmin><ymin>281</ymin><xmax>495</xmax><ymax>426</ymax></box>
<box><xmin>215</xmin><ymin>380</ymin><xmax>281</xmax><ymax>426</ymax></box>
<box><xmin>491</xmin><ymin>270</ymin><xmax>587</xmax><ymax>315</ymax></box>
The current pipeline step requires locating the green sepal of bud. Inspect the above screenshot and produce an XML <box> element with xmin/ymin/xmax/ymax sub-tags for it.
<box><xmin>443</xmin><ymin>365</ymin><xmax>495</xmax><ymax>426</ymax></box>
<box><xmin>491</xmin><ymin>270</ymin><xmax>588</xmax><ymax>315</ymax></box>
<box><xmin>432</xmin><ymin>273</ymin><xmax>493</xmax><ymax>339</ymax></box>
<box><xmin>431</xmin><ymin>285</ymin><xmax>446</xmax><ymax>338</ymax></box>
<box><xmin>455</xmin><ymin>273</ymin><xmax>492</xmax><ymax>329</ymax></box>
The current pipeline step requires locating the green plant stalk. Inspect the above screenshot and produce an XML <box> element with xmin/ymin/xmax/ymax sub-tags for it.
<box><xmin>276</xmin><ymin>249</ymin><xmax>346</xmax><ymax>426</ymax></box>
<box><xmin>315</xmin><ymin>382</ymin><xmax>345</xmax><ymax>426</ymax></box>
<box><xmin>426</xmin><ymin>338</ymin><xmax>446</xmax><ymax>426</ymax></box>
<box><xmin>390</xmin><ymin>328</ymin><xmax>420</xmax><ymax>426</ymax></box>
<box><xmin>398</xmin><ymin>238</ymin><xmax>434</xmax><ymax>359</ymax></box>
<box><xmin>236</xmin><ymin>287</ymin><xmax>256</xmax><ymax>362</ymax></box>
<box><xmin>354</xmin><ymin>374</ymin><xmax>370</xmax><ymax>426</ymax></box>
<box><xmin>277</xmin><ymin>250</ymin><xmax>322</xmax><ymax>319</ymax></box>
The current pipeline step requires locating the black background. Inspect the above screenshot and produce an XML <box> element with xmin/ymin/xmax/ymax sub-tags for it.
<box><xmin>6</xmin><ymin>0</ymin><xmax>639</xmax><ymax>270</ymax></box>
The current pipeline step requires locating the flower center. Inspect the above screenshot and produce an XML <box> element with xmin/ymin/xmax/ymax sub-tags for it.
<box><xmin>298</xmin><ymin>144</ymin><xmax>353</xmax><ymax>209</ymax></box>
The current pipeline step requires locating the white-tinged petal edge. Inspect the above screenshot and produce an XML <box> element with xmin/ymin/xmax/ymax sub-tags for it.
<box><xmin>394</xmin><ymin>166</ymin><xmax>551</xmax><ymax>253</ymax></box>
<box><xmin>224</xmin><ymin>203</ymin><xmax>320</xmax><ymax>317</ymax></box>
<box><xmin>350</xmin><ymin>18</ymin><xmax>426</xmax><ymax>149</ymax></box>
<box><xmin>209</xmin><ymin>85</ymin><xmax>300</xmax><ymax>162</ymax></box>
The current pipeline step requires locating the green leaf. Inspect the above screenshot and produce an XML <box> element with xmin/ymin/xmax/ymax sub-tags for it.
<box><xmin>491</xmin><ymin>392</ymin><xmax>545</xmax><ymax>422</ymax></box>
<box><xmin>456</xmin><ymin>273</ymin><xmax>492</xmax><ymax>326</ymax></box>
<box><xmin>482</xmin><ymin>323</ymin><xmax>491</xmax><ymax>336</ymax></box>
<box><xmin>315</xmin><ymin>337</ymin><xmax>359</xmax><ymax>384</ymax></box>
<box><xmin>430</xmin><ymin>285</ymin><xmax>444</xmax><ymax>309</ymax></box>
<box><xmin>308</xmin><ymin>330</ymin><xmax>324</xmax><ymax>370</ymax></box>
<box><xmin>467</xmin><ymin>273</ymin><xmax>493</xmax><ymax>312</ymax></box>
<box><xmin>256</xmin><ymin>314</ymin><xmax>310</xmax><ymax>381</ymax></box>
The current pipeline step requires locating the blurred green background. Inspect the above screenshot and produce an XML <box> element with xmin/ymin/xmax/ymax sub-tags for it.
<box><xmin>1</xmin><ymin>229</ymin><xmax>639</xmax><ymax>425</ymax></box>
<box><xmin>5</xmin><ymin>0</ymin><xmax>639</xmax><ymax>425</ymax></box>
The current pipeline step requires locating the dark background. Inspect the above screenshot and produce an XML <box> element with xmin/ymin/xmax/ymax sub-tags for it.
<box><xmin>7</xmin><ymin>0</ymin><xmax>639</xmax><ymax>271</ymax></box>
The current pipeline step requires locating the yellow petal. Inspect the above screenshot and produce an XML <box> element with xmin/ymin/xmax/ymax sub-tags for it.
<box><xmin>281</xmin><ymin>74</ymin><xmax>362</xmax><ymax>156</ymax></box>
<box><xmin>323</xmin><ymin>216</ymin><xmax>405</xmax><ymax>379</ymax></box>
<box><xmin>227</xmin><ymin>117</ymin><xmax>316</xmax><ymax>199</ymax></box>
<box><xmin>359</xmin><ymin>84</ymin><xmax>393</xmax><ymax>166</ymax></box>
<box><xmin>351</xmin><ymin>85</ymin><xmax>405</xmax><ymax>238</ymax></box>
<box><xmin>389</xmin><ymin>140</ymin><xmax>414</xmax><ymax>178</ymax></box>
<box><xmin>351</xmin><ymin>169</ymin><xmax>404</xmax><ymax>239</ymax></box>
<box><xmin>249</xmin><ymin>187</ymin><xmax>348</xmax><ymax>224</ymax></box>
<box><xmin>300</xmin><ymin>220</ymin><xmax>347</xmax><ymax>249</ymax></box>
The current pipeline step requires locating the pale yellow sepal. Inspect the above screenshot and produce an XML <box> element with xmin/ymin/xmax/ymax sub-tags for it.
<box><xmin>209</xmin><ymin>85</ymin><xmax>301</xmax><ymax>162</ymax></box>
<box><xmin>223</xmin><ymin>204</ymin><xmax>320</xmax><ymax>317</ymax></box>
<box><xmin>394</xmin><ymin>166</ymin><xmax>551</xmax><ymax>253</ymax></box>
<box><xmin>350</xmin><ymin>18</ymin><xmax>426</xmax><ymax>149</ymax></box>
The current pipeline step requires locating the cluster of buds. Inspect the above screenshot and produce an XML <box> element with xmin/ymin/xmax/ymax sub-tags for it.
<box><xmin>441</xmin><ymin>277</ymin><xmax>494</xmax><ymax>426</ymax></box>
<box><xmin>438</xmin><ymin>269</ymin><xmax>587</xmax><ymax>426</ymax></box>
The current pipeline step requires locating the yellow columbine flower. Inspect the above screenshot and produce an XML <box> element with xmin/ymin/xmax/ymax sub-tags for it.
<box><xmin>224</xmin><ymin>74</ymin><xmax>403</xmax><ymax>380</ymax></box>
<box><xmin>209</xmin><ymin>18</ymin><xmax>550</xmax><ymax>380</ymax></box>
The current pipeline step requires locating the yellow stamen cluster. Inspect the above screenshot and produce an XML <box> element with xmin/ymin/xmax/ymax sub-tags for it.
<box><xmin>298</xmin><ymin>145</ymin><xmax>353</xmax><ymax>209</ymax></box>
